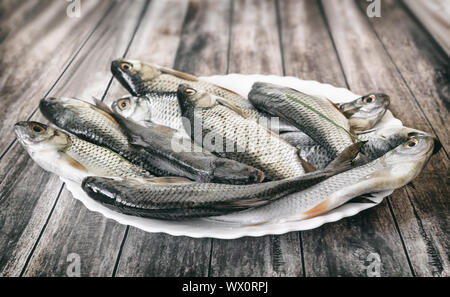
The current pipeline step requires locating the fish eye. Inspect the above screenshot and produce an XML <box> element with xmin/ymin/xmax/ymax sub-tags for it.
<box><xmin>118</xmin><ymin>98</ymin><xmax>130</xmax><ymax>110</ymax></box>
<box><xmin>31</xmin><ymin>123</ymin><xmax>45</xmax><ymax>133</ymax></box>
<box><xmin>120</xmin><ymin>62</ymin><xmax>132</xmax><ymax>72</ymax></box>
<box><xmin>404</xmin><ymin>138</ymin><xmax>418</xmax><ymax>148</ymax></box>
<box><xmin>184</xmin><ymin>88</ymin><xmax>196</xmax><ymax>96</ymax></box>
<box><xmin>363</xmin><ymin>94</ymin><xmax>375</xmax><ymax>104</ymax></box>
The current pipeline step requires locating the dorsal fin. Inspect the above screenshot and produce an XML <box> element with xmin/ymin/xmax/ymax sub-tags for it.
<box><xmin>149</xmin><ymin>176</ymin><xmax>193</xmax><ymax>184</ymax></box>
<box><xmin>156</xmin><ymin>65</ymin><xmax>199</xmax><ymax>81</ymax></box>
<box><xmin>216</xmin><ymin>98</ymin><xmax>248</xmax><ymax>119</ymax></box>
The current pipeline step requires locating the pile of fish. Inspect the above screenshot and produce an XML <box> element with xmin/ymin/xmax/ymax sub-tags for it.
<box><xmin>14</xmin><ymin>59</ymin><xmax>441</xmax><ymax>225</ymax></box>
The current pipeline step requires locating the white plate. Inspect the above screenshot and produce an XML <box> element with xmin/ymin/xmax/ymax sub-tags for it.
<box><xmin>63</xmin><ymin>74</ymin><xmax>403</xmax><ymax>239</ymax></box>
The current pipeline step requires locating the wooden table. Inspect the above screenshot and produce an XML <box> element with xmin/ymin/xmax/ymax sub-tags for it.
<box><xmin>0</xmin><ymin>0</ymin><xmax>448</xmax><ymax>277</ymax></box>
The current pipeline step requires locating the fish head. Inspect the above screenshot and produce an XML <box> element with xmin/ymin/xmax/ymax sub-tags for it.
<box><xmin>111</xmin><ymin>96</ymin><xmax>149</xmax><ymax>123</ymax></box>
<box><xmin>14</xmin><ymin>121</ymin><xmax>70</xmax><ymax>154</ymax></box>
<box><xmin>111</xmin><ymin>59</ymin><xmax>160</xmax><ymax>96</ymax></box>
<box><xmin>340</xmin><ymin>93</ymin><xmax>390</xmax><ymax>132</ymax></box>
<box><xmin>177</xmin><ymin>84</ymin><xmax>216</xmax><ymax>110</ymax></box>
<box><xmin>39</xmin><ymin>96</ymin><xmax>94</xmax><ymax>128</ymax></box>
<box><xmin>377</xmin><ymin>131</ymin><xmax>440</xmax><ymax>182</ymax></box>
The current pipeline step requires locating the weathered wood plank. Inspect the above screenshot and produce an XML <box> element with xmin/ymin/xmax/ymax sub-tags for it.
<box><xmin>0</xmin><ymin>0</ymin><xmax>112</xmax><ymax>156</ymax></box>
<box><xmin>278</xmin><ymin>0</ymin><xmax>411</xmax><ymax>277</ymax></box>
<box><xmin>402</xmin><ymin>0</ymin><xmax>450</xmax><ymax>57</ymax></box>
<box><xmin>278</xmin><ymin>0</ymin><xmax>346</xmax><ymax>87</ymax></box>
<box><xmin>360</xmin><ymin>0</ymin><xmax>449</xmax><ymax>153</ymax></box>
<box><xmin>20</xmin><ymin>0</ymin><xmax>149</xmax><ymax>277</ymax></box>
<box><xmin>321</xmin><ymin>0</ymin><xmax>448</xmax><ymax>276</ymax></box>
<box><xmin>208</xmin><ymin>0</ymin><xmax>303</xmax><ymax>277</ymax></box>
<box><xmin>0</xmin><ymin>0</ymin><xmax>114</xmax><ymax>277</ymax></box>
<box><xmin>357</xmin><ymin>0</ymin><xmax>449</xmax><ymax>276</ymax></box>
<box><xmin>105</xmin><ymin>0</ymin><xmax>217</xmax><ymax>277</ymax></box>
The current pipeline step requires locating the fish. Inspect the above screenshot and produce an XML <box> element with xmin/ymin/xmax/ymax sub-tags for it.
<box><xmin>176</xmin><ymin>84</ymin><xmax>313</xmax><ymax>180</ymax></box>
<box><xmin>14</xmin><ymin>121</ymin><xmax>154</xmax><ymax>183</ymax></box>
<box><xmin>211</xmin><ymin>132</ymin><xmax>440</xmax><ymax>225</ymax></box>
<box><xmin>337</xmin><ymin>93</ymin><xmax>390</xmax><ymax>132</ymax></box>
<box><xmin>81</xmin><ymin>142</ymin><xmax>364</xmax><ymax>220</ymax></box>
<box><xmin>40</xmin><ymin>97</ymin><xmax>132</xmax><ymax>157</ymax></box>
<box><xmin>281</xmin><ymin>126</ymin><xmax>424</xmax><ymax>169</ymax></box>
<box><xmin>248</xmin><ymin>82</ymin><xmax>356</xmax><ymax>159</ymax></box>
<box><xmin>110</xmin><ymin>59</ymin><xmax>257</xmax><ymax>114</ymax></box>
<box><xmin>40</xmin><ymin>97</ymin><xmax>265</xmax><ymax>185</ymax></box>
<box><xmin>111</xmin><ymin>93</ymin><xmax>184</xmax><ymax>131</ymax></box>
<box><xmin>99</xmin><ymin>99</ymin><xmax>266</xmax><ymax>185</ymax></box>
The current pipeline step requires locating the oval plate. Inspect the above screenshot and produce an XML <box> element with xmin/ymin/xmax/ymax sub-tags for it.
<box><xmin>63</xmin><ymin>74</ymin><xmax>403</xmax><ymax>239</ymax></box>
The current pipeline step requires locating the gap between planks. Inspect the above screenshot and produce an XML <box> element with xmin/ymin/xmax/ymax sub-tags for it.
<box><xmin>17</xmin><ymin>0</ymin><xmax>151</xmax><ymax>276</ymax></box>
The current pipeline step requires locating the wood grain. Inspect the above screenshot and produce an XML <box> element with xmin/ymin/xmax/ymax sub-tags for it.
<box><xmin>278</xmin><ymin>0</ymin><xmax>411</xmax><ymax>277</ymax></box>
<box><xmin>0</xmin><ymin>0</ymin><xmax>447</xmax><ymax>277</ymax></box>
<box><xmin>357</xmin><ymin>0</ymin><xmax>449</xmax><ymax>276</ymax></box>
<box><xmin>209</xmin><ymin>0</ymin><xmax>303</xmax><ymax>277</ymax></box>
<box><xmin>0</xmin><ymin>0</ymin><xmax>113</xmax><ymax>277</ymax></box>
<box><xmin>20</xmin><ymin>0</ymin><xmax>149</xmax><ymax>277</ymax></box>
<box><xmin>322</xmin><ymin>0</ymin><xmax>448</xmax><ymax>276</ymax></box>
<box><xmin>403</xmin><ymin>0</ymin><xmax>450</xmax><ymax>57</ymax></box>
<box><xmin>0</xmin><ymin>0</ymin><xmax>112</xmax><ymax>156</ymax></box>
<box><xmin>360</xmin><ymin>0</ymin><xmax>449</xmax><ymax>153</ymax></box>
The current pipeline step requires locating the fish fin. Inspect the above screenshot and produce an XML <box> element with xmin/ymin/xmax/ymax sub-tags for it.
<box><xmin>406</xmin><ymin>182</ymin><xmax>416</xmax><ymax>190</ymax></box>
<box><xmin>152</xmin><ymin>124</ymin><xmax>177</xmax><ymax>135</ymax></box>
<box><xmin>356</xmin><ymin>128</ymin><xmax>378</xmax><ymax>135</ymax></box>
<box><xmin>216</xmin><ymin>98</ymin><xmax>248</xmax><ymax>118</ymax></box>
<box><xmin>348</xmin><ymin>194</ymin><xmax>378</xmax><ymax>204</ymax></box>
<box><xmin>357</xmin><ymin>152</ymin><xmax>370</xmax><ymax>165</ymax></box>
<box><xmin>89</xmin><ymin>99</ymin><xmax>120</xmax><ymax>126</ymax></box>
<box><xmin>64</xmin><ymin>155</ymin><xmax>89</xmax><ymax>173</ymax></box>
<box><xmin>303</xmin><ymin>199</ymin><xmax>333</xmax><ymax>219</ymax></box>
<box><xmin>215</xmin><ymin>85</ymin><xmax>242</xmax><ymax>96</ymax></box>
<box><xmin>325</xmin><ymin>141</ymin><xmax>366</xmax><ymax>172</ymax></box>
<box><xmin>149</xmin><ymin>177</ymin><xmax>193</xmax><ymax>184</ymax></box>
<box><xmin>157</xmin><ymin>65</ymin><xmax>199</xmax><ymax>81</ymax></box>
<box><xmin>299</xmin><ymin>157</ymin><xmax>317</xmax><ymax>173</ymax></box>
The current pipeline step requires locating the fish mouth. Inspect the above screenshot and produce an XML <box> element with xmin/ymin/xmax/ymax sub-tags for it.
<box><xmin>432</xmin><ymin>138</ymin><xmax>442</xmax><ymax>155</ymax></box>
<box><xmin>14</xmin><ymin>121</ymin><xmax>30</xmax><ymax>143</ymax></box>
<box><xmin>111</xmin><ymin>59</ymin><xmax>137</xmax><ymax>96</ymax></box>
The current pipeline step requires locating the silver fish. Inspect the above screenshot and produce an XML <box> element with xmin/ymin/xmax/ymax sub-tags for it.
<box><xmin>111</xmin><ymin>93</ymin><xmax>184</xmax><ymax>131</ymax></box>
<box><xmin>176</xmin><ymin>84</ymin><xmax>312</xmax><ymax>180</ymax></box>
<box><xmin>14</xmin><ymin>121</ymin><xmax>154</xmax><ymax>183</ymax></box>
<box><xmin>81</xmin><ymin>147</ymin><xmax>362</xmax><ymax>220</ymax></box>
<box><xmin>211</xmin><ymin>132</ymin><xmax>440</xmax><ymax>225</ymax></box>
<box><xmin>337</xmin><ymin>93</ymin><xmax>390</xmax><ymax>132</ymax></box>
<box><xmin>248</xmin><ymin>82</ymin><xmax>356</xmax><ymax>159</ymax></box>
<box><xmin>111</xmin><ymin>59</ymin><xmax>258</xmax><ymax>114</ymax></box>
<box><xmin>281</xmin><ymin>126</ymin><xmax>424</xmax><ymax>169</ymax></box>
<box><xmin>40</xmin><ymin>97</ymin><xmax>265</xmax><ymax>184</ymax></box>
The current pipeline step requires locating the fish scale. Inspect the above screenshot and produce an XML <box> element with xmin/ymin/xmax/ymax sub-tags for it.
<box><xmin>249</xmin><ymin>82</ymin><xmax>354</xmax><ymax>158</ymax></box>
<box><xmin>143</xmin><ymin>75</ymin><xmax>257</xmax><ymax>112</ymax></box>
<box><xmin>213</xmin><ymin>132</ymin><xmax>438</xmax><ymax>225</ymax></box>
<box><xmin>187</xmin><ymin>100</ymin><xmax>306</xmax><ymax>180</ymax></box>
<box><xmin>82</xmin><ymin>169</ymin><xmax>336</xmax><ymax>220</ymax></box>
<box><xmin>66</xmin><ymin>135</ymin><xmax>153</xmax><ymax>179</ymax></box>
<box><xmin>212</xmin><ymin>143</ymin><xmax>415</xmax><ymax>224</ymax></box>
